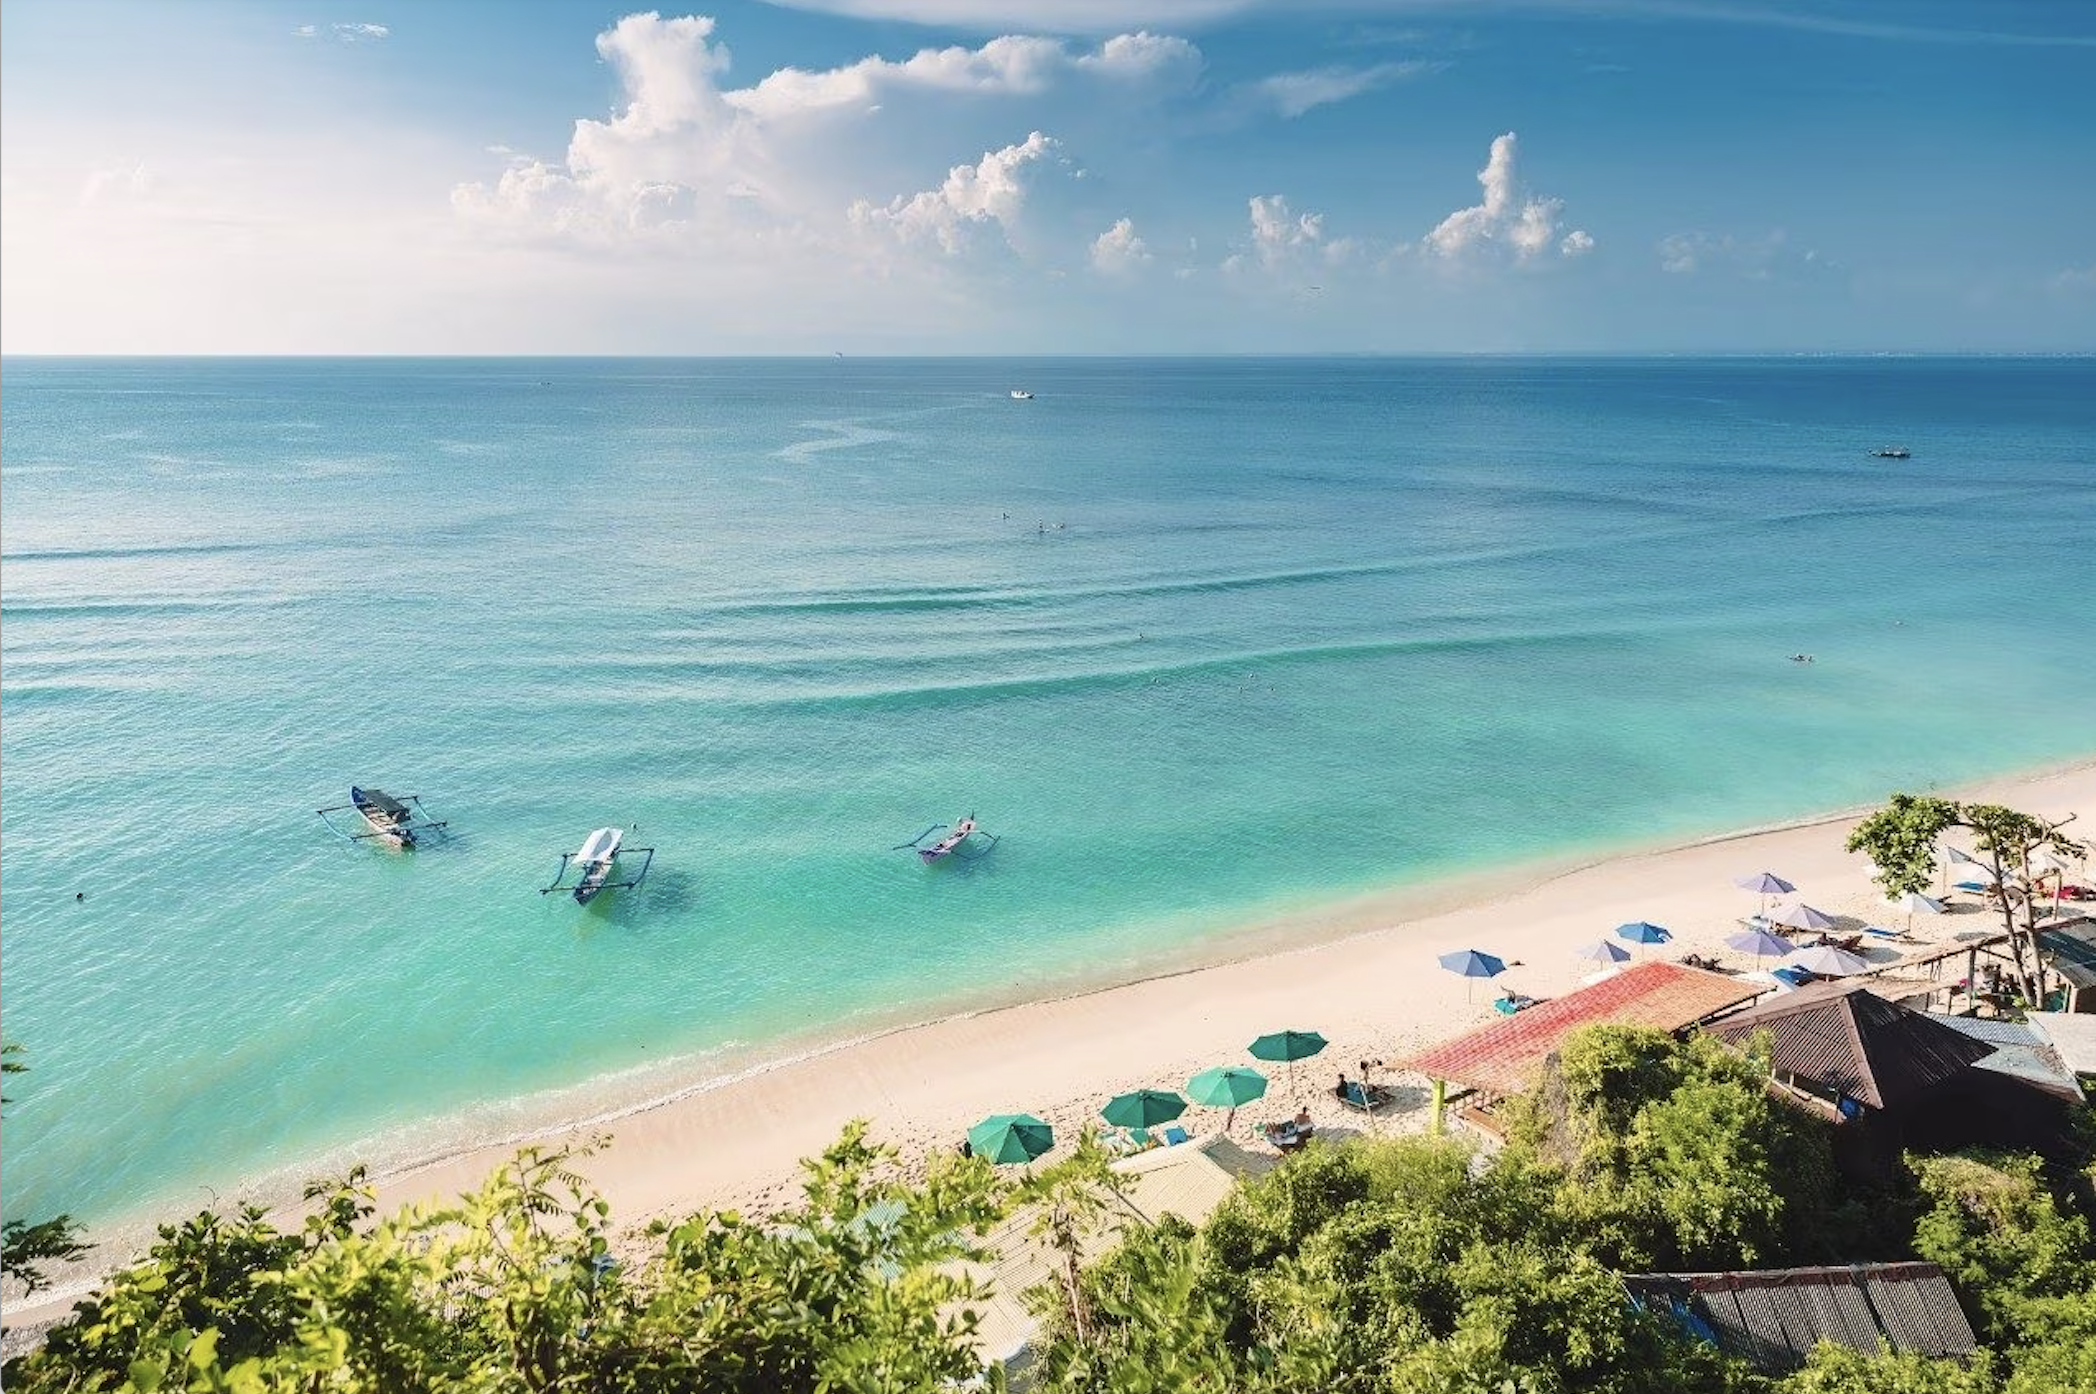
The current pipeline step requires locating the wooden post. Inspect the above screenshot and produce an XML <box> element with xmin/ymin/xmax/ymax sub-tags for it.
<box><xmin>1430</xmin><ymin>1078</ymin><xmax>1447</xmax><ymax>1135</ymax></box>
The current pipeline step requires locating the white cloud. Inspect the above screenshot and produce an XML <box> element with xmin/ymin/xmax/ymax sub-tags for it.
<box><xmin>1090</xmin><ymin>216</ymin><xmax>1150</xmax><ymax>273</ymax></box>
<box><xmin>1424</xmin><ymin>132</ymin><xmax>1588</xmax><ymax>265</ymax></box>
<box><xmin>728</xmin><ymin>31</ymin><xmax>1197</xmax><ymax>121</ymax></box>
<box><xmin>296</xmin><ymin>21</ymin><xmax>390</xmax><ymax>42</ymax></box>
<box><xmin>2047</xmin><ymin>264</ymin><xmax>2096</xmax><ymax>292</ymax></box>
<box><xmin>451</xmin><ymin>13</ymin><xmax>1192</xmax><ymax>263</ymax></box>
<box><xmin>1246</xmin><ymin>61</ymin><xmax>1434</xmax><ymax>119</ymax></box>
<box><xmin>1657</xmin><ymin>228</ymin><xmax>1828</xmax><ymax>279</ymax></box>
<box><xmin>849</xmin><ymin>131</ymin><xmax>1069</xmax><ymax>256</ymax></box>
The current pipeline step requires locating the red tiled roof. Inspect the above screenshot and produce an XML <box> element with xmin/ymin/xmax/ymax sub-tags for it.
<box><xmin>1403</xmin><ymin>960</ymin><xmax>1764</xmax><ymax>1096</ymax></box>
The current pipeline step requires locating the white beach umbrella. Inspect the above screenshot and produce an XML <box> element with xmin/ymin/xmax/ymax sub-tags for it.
<box><xmin>1890</xmin><ymin>891</ymin><xmax>1944</xmax><ymax>933</ymax></box>
<box><xmin>1783</xmin><ymin>944</ymin><xmax>1871</xmax><ymax>977</ymax></box>
<box><xmin>1771</xmin><ymin>902</ymin><xmax>1838</xmax><ymax>933</ymax></box>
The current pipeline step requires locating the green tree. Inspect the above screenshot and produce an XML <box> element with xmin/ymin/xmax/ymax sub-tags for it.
<box><xmin>0</xmin><ymin>1042</ymin><xmax>91</xmax><ymax>1298</ymax></box>
<box><xmin>1845</xmin><ymin>795</ymin><xmax>2086</xmax><ymax>1005</ymax></box>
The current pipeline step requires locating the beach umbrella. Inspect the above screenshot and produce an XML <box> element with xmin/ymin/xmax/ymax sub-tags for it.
<box><xmin>1101</xmin><ymin>1089</ymin><xmax>1187</xmax><ymax>1131</ymax></box>
<box><xmin>1614</xmin><ymin>921</ymin><xmax>1672</xmax><ymax>957</ymax></box>
<box><xmin>967</xmin><ymin>1113</ymin><xmax>1054</xmax><ymax>1165</ymax></box>
<box><xmin>1890</xmin><ymin>891</ymin><xmax>1945</xmax><ymax>933</ymax></box>
<box><xmin>1574</xmin><ymin>939</ymin><xmax>1632</xmax><ymax>965</ymax></box>
<box><xmin>1770</xmin><ymin>902</ymin><xmax>1838</xmax><ymax>933</ymax></box>
<box><xmin>1783</xmin><ymin>944</ymin><xmax>1871</xmax><ymax>977</ymax></box>
<box><xmin>1437</xmin><ymin>948</ymin><xmax>1507</xmax><ymax>1001</ymax></box>
<box><xmin>1248</xmin><ymin>1030</ymin><xmax>1329</xmax><ymax>1099</ymax></box>
<box><xmin>1187</xmin><ymin>1066</ymin><xmax>1268</xmax><ymax>1130</ymax></box>
<box><xmin>1735</xmin><ymin>871</ymin><xmax>1797</xmax><ymax>916</ymax></box>
<box><xmin>1726</xmin><ymin>927</ymin><xmax>1794</xmax><ymax>965</ymax></box>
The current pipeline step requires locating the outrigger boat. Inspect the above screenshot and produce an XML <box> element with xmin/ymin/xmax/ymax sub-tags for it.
<box><xmin>541</xmin><ymin>826</ymin><xmax>654</xmax><ymax>904</ymax></box>
<box><xmin>1869</xmin><ymin>446</ymin><xmax>1912</xmax><ymax>459</ymax></box>
<box><xmin>894</xmin><ymin>815</ymin><xmax>999</xmax><ymax>864</ymax></box>
<box><xmin>317</xmin><ymin>786</ymin><xmax>449</xmax><ymax>849</ymax></box>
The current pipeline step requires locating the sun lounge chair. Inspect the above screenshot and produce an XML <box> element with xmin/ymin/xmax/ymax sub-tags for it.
<box><xmin>1492</xmin><ymin>992</ymin><xmax>1541</xmax><ymax>1016</ymax></box>
<box><xmin>1862</xmin><ymin>925</ymin><xmax>1910</xmax><ymax>941</ymax></box>
<box><xmin>1161</xmin><ymin>1125</ymin><xmax>1189</xmax><ymax>1147</ymax></box>
<box><xmin>1337</xmin><ymin>1081</ymin><xmax>1396</xmax><ymax>1113</ymax></box>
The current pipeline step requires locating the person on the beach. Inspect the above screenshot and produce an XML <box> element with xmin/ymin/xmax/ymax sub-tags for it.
<box><xmin>959</xmin><ymin>1139</ymin><xmax>973</xmax><ymax>1159</ymax></box>
<box><xmin>1335</xmin><ymin>1072</ymin><xmax>1350</xmax><ymax>1099</ymax></box>
<box><xmin>1294</xmin><ymin>1107</ymin><xmax>1312</xmax><ymax>1130</ymax></box>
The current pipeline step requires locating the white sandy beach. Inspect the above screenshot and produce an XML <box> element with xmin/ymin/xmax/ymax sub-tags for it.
<box><xmin>9</xmin><ymin>761</ymin><xmax>2090</xmax><ymax>1336</ymax></box>
<box><xmin>366</xmin><ymin>760</ymin><xmax>2093</xmax><ymax>1226</ymax></box>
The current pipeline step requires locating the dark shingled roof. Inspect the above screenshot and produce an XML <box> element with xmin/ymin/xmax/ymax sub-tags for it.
<box><xmin>1624</xmin><ymin>1263</ymin><xmax>1976</xmax><ymax>1374</ymax></box>
<box><xmin>1706</xmin><ymin>981</ymin><xmax>1995</xmax><ymax>1111</ymax></box>
<box><xmin>1403</xmin><ymin>961</ymin><xmax>1763</xmax><ymax>1096</ymax></box>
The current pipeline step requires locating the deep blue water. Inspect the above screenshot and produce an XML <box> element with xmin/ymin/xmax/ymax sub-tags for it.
<box><xmin>3</xmin><ymin>356</ymin><xmax>2092</xmax><ymax>1229</ymax></box>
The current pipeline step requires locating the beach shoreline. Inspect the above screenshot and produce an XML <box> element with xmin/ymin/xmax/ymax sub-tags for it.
<box><xmin>10</xmin><ymin>753</ymin><xmax>2091</xmax><ymax>1332</ymax></box>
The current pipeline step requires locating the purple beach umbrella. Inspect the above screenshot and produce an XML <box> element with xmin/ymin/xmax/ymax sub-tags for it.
<box><xmin>1770</xmin><ymin>902</ymin><xmax>1838</xmax><ymax>933</ymax></box>
<box><xmin>1725</xmin><ymin>927</ymin><xmax>1794</xmax><ymax>965</ymax></box>
<box><xmin>1574</xmin><ymin>939</ymin><xmax>1632</xmax><ymax>965</ymax></box>
<box><xmin>1734</xmin><ymin>871</ymin><xmax>1797</xmax><ymax>916</ymax></box>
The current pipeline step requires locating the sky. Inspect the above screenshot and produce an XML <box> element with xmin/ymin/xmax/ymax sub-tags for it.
<box><xmin>2</xmin><ymin>0</ymin><xmax>2092</xmax><ymax>354</ymax></box>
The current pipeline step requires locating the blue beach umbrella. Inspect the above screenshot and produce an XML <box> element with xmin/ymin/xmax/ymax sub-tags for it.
<box><xmin>1615</xmin><ymin>921</ymin><xmax>1673</xmax><ymax>953</ymax></box>
<box><xmin>1437</xmin><ymin>948</ymin><xmax>1507</xmax><ymax>1001</ymax></box>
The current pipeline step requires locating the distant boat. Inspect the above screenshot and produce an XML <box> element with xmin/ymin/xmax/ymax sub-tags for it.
<box><xmin>1869</xmin><ymin>447</ymin><xmax>1911</xmax><ymax>459</ymax></box>
<box><xmin>1009</xmin><ymin>389</ymin><xmax>1034</xmax><ymax>400</ymax></box>
<box><xmin>894</xmin><ymin>815</ymin><xmax>1000</xmax><ymax>864</ymax></box>
<box><xmin>317</xmin><ymin>786</ymin><xmax>448</xmax><ymax>849</ymax></box>
<box><xmin>541</xmin><ymin>826</ymin><xmax>655</xmax><ymax>904</ymax></box>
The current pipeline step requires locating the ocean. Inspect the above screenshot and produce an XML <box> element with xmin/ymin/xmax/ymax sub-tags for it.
<box><xmin>3</xmin><ymin>356</ymin><xmax>2093</xmax><ymax>1232</ymax></box>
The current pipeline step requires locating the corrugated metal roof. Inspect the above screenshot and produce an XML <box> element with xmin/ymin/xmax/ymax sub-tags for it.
<box><xmin>1403</xmin><ymin>961</ymin><xmax>1764</xmax><ymax>1096</ymax></box>
<box><xmin>2037</xmin><ymin>919</ymin><xmax>2096</xmax><ymax>989</ymax></box>
<box><xmin>1623</xmin><ymin>1263</ymin><xmax>1975</xmax><ymax>1374</ymax></box>
<box><xmin>1934</xmin><ymin>1016</ymin><xmax>2083</xmax><ymax>1103</ymax></box>
<box><xmin>1706</xmin><ymin>982</ymin><xmax>1994</xmax><ymax>1110</ymax></box>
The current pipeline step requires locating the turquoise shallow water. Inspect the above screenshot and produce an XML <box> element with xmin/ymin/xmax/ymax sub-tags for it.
<box><xmin>3</xmin><ymin>356</ymin><xmax>2094</xmax><ymax>1229</ymax></box>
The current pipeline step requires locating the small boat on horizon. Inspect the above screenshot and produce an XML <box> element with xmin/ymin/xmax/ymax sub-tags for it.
<box><xmin>317</xmin><ymin>786</ymin><xmax>448</xmax><ymax>849</ymax></box>
<box><xmin>541</xmin><ymin>826</ymin><xmax>655</xmax><ymax>904</ymax></box>
<box><xmin>1869</xmin><ymin>446</ymin><xmax>1912</xmax><ymax>459</ymax></box>
<box><xmin>1009</xmin><ymin>389</ymin><xmax>1034</xmax><ymax>400</ymax></box>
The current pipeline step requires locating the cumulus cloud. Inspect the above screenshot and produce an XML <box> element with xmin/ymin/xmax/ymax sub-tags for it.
<box><xmin>452</xmin><ymin>13</ymin><xmax>1190</xmax><ymax>264</ymax></box>
<box><xmin>1658</xmin><ymin>229</ymin><xmax>1829</xmax><ymax>278</ymax></box>
<box><xmin>729</xmin><ymin>31</ymin><xmax>1197</xmax><ymax>120</ymax></box>
<box><xmin>297</xmin><ymin>22</ymin><xmax>389</xmax><ymax>42</ymax></box>
<box><xmin>2050</xmin><ymin>264</ymin><xmax>2096</xmax><ymax>292</ymax></box>
<box><xmin>1246</xmin><ymin>61</ymin><xmax>1435</xmax><ymax>119</ymax></box>
<box><xmin>1089</xmin><ymin>217</ymin><xmax>1150</xmax><ymax>273</ymax></box>
<box><xmin>849</xmin><ymin>131</ymin><xmax>1070</xmax><ymax>255</ymax></box>
<box><xmin>1424</xmin><ymin>132</ymin><xmax>1589</xmax><ymax>265</ymax></box>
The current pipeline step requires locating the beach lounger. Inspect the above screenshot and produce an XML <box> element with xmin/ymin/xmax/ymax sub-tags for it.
<box><xmin>1338</xmin><ymin>1081</ymin><xmax>1396</xmax><ymax>1113</ymax></box>
<box><xmin>1862</xmin><ymin>925</ymin><xmax>1910</xmax><ymax>942</ymax></box>
<box><xmin>1161</xmin><ymin>1125</ymin><xmax>1189</xmax><ymax>1147</ymax></box>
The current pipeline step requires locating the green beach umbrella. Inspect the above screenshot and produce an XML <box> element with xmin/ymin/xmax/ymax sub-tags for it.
<box><xmin>1101</xmin><ymin>1089</ymin><xmax>1187</xmax><ymax>1130</ymax></box>
<box><xmin>1247</xmin><ymin>1029</ymin><xmax>1328</xmax><ymax>1099</ymax></box>
<box><xmin>967</xmin><ymin>1113</ymin><xmax>1054</xmax><ymax>1165</ymax></box>
<box><xmin>1187</xmin><ymin>1066</ymin><xmax>1268</xmax><ymax>1115</ymax></box>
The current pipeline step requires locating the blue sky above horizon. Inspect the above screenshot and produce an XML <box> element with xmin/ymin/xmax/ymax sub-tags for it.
<box><xmin>3</xmin><ymin>0</ymin><xmax>2091</xmax><ymax>354</ymax></box>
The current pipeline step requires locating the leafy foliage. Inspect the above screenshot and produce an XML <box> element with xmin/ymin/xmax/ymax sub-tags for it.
<box><xmin>11</xmin><ymin>1031</ymin><xmax>2094</xmax><ymax>1394</ymax></box>
<box><xmin>1845</xmin><ymin>795</ymin><xmax>2087</xmax><ymax>1003</ymax></box>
